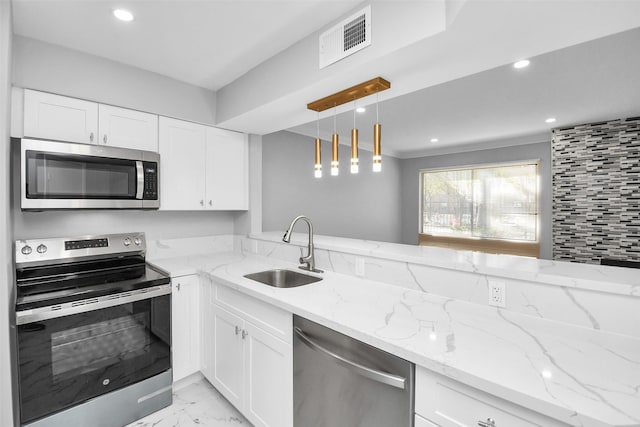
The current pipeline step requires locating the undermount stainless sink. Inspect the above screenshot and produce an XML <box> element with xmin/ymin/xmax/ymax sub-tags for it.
<box><xmin>244</xmin><ymin>269</ymin><xmax>322</xmax><ymax>288</ymax></box>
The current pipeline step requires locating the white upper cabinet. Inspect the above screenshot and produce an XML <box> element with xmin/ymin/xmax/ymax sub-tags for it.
<box><xmin>205</xmin><ymin>127</ymin><xmax>248</xmax><ymax>210</ymax></box>
<box><xmin>23</xmin><ymin>89</ymin><xmax>159</xmax><ymax>151</ymax></box>
<box><xmin>159</xmin><ymin>116</ymin><xmax>248</xmax><ymax>211</ymax></box>
<box><xmin>98</xmin><ymin>104</ymin><xmax>158</xmax><ymax>151</ymax></box>
<box><xmin>24</xmin><ymin>89</ymin><xmax>98</xmax><ymax>144</ymax></box>
<box><xmin>158</xmin><ymin>116</ymin><xmax>207</xmax><ymax>211</ymax></box>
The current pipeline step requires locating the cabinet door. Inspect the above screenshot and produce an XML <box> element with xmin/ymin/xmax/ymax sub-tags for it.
<box><xmin>211</xmin><ymin>305</ymin><xmax>245</xmax><ymax>410</ymax></box>
<box><xmin>244</xmin><ymin>321</ymin><xmax>293</xmax><ymax>427</ymax></box>
<box><xmin>200</xmin><ymin>278</ymin><xmax>213</xmax><ymax>382</ymax></box>
<box><xmin>23</xmin><ymin>89</ymin><xmax>98</xmax><ymax>144</ymax></box>
<box><xmin>158</xmin><ymin>117</ymin><xmax>207</xmax><ymax>210</ymax></box>
<box><xmin>98</xmin><ymin>104</ymin><xmax>158</xmax><ymax>151</ymax></box>
<box><xmin>205</xmin><ymin>127</ymin><xmax>248</xmax><ymax>210</ymax></box>
<box><xmin>171</xmin><ymin>275</ymin><xmax>200</xmax><ymax>382</ymax></box>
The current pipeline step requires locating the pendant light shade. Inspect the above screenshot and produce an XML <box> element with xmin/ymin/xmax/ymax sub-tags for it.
<box><xmin>351</xmin><ymin>100</ymin><xmax>359</xmax><ymax>174</ymax></box>
<box><xmin>350</xmin><ymin>128</ymin><xmax>359</xmax><ymax>174</ymax></box>
<box><xmin>314</xmin><ymin>137</ymin><xmax>322</xmax><ymax>178</ymax></box>
<box><xmin>331</xmin><ymin>133</ymin><xmax>339</xmax><ymax>176</ymax></box>
<box><xmin>373</xmin><ymin>122</ymin><xmax>382</xmax><ymax>172</ymax></box>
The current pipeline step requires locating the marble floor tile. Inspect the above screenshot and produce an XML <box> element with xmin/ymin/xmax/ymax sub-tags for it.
<box><xmin>126</xmin><ymin>379</ymin><xmax>250</xmax><ymax>427</ymax></box>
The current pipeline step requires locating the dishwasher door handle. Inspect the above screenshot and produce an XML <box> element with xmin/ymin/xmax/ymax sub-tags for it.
<box><xmin>294</xmin><ymin>327</ymin><xmax>406</xmax><ymax>390</ymax></box>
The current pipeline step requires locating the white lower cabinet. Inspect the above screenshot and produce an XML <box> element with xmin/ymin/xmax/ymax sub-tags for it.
<box><xmin>201</xmin><ymin>278</ymin><xmax>293</xmax><ymax>427</ymax></box>
<box><xmin>415</xmin><ymin>367</ymin><xmax>570</xmax><ymax>427</ymax></box>
<box><xmin>415</xmin><ymin>413</ymin><xmax>439</xmax><ymax>427</ymax></box>
<box><xmin>171</xmin><ymin>274</ymin><xmax>201</xmax><ymax>382</ymax></box>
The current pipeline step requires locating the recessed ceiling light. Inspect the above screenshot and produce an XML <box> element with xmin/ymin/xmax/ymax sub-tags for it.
<box><xmin>513</xmin><ymin>59</ymin><xmax>530</xmax><ymax>69</ymax></box>
<box><xmin>113</xmin><ymin>9</ymin><xmax>134</xmax><ymax>22</ymax></box>
<box><xmin>356</xmin><ymin>107</ymin><xmax>366</xmax><ymax>113</ymax></box>
<box><xmin>430</xmin><ymin>138</ymin><xmax>438</xmax><ymax>143</ymax></box>
<box><xmin>545</xmin><ymin>117</ymin><xmax>556</xmax><ymax>123</ymax></box>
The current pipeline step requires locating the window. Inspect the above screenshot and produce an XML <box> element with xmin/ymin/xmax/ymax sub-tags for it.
<box><xmin>420</xmin><ymin>162</ymin><xmax>539</xmax><ymax>256</ymax></box>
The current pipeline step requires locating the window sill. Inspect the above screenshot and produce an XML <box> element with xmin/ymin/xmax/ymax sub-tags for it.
<box><xmin>418</xmin><ymin>234</ymin><xmax>539</xmax><ymax>258</ymax></box>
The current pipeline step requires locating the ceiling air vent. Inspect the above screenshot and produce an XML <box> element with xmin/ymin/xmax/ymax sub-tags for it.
<box><xmin>319</xmin><ymin>5</ymin><xmax>372</xmax><ymax>69</ymax></box>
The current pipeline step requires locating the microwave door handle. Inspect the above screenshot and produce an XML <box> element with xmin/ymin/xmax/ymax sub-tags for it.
<box><xmin>136</xmin><ymin>161</ymin><xmax>144</xmax><ymax>200</ymax></box>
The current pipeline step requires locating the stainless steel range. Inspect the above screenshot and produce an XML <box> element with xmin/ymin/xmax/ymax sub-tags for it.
<box><xmin>14</xmin><ymin>232</ymin><xmax>172</xmax><ymax>427</ymax></box>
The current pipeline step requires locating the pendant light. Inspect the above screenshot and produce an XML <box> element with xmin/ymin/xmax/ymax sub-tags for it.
<box><xmin>351</xmin><ymin>100</ymin><xmax>359</xmax><ymax>174</ymax></box>
<box><xmin>331</xmin><ymin>105</ymin><xmax>339</xmax><ymax>176</ymax></box>
<box><xmin>373</xmin><ymin>92</ymin><xmax>382</xmax><ymax>172</ymax></box>
<box><xmin>306</xmin><ymin>77</ymin><xmax>390</xmax><ymax>178</ymax></box>
<box><xmin>314</xmin><ymin>112</ymin><xmax>322</xmax><ymax>178</ymax></box>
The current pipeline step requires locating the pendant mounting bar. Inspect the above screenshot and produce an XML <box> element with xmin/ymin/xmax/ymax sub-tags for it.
<box><xmin>307</xmin><ymin>77</ymin><xmax>390</xmax><ymax>112</ymax></box>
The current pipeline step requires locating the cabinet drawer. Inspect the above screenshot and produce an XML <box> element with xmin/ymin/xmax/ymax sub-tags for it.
<box><xmin>415</xmin><ymin>367</ymin><xmax>569</xmax><ymax>427</ymax></box>
<box><xmin>214</xmin><ymin>283</ymin><xmax>291</xmax><ymax>344</ymax></box>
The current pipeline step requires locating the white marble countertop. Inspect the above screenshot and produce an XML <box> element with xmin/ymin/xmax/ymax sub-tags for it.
<box><xmin>151</xmin><ymin>252</ymin><xmax>640</xmax><ymax>427</ymax></box>
<box><xmin>250</xmin><ymin>232</ymin><xmax>640</xmax><ymax>297</ymax></box>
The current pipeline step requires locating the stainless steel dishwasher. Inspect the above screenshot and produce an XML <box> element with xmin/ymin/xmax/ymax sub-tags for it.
<box><xmin>294</xmin><ymin>315</ymin><xmax>415</xmax><ymax>427</ymax></box>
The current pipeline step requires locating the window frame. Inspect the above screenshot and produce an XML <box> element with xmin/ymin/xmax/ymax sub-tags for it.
<box><xmin>418</xmin><ymin>160</ymin><xmax>541</xmax><ymax>258</ymax></box>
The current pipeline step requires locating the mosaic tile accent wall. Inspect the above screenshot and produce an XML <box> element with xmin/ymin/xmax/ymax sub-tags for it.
<box><xmin>552</xmin><ymin>117</ymin><xmax>640</xmax><ymax>264</ymax></box>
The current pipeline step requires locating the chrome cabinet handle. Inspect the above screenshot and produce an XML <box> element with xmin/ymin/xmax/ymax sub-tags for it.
<box><xmin>200</xmin><ymin>200</ymin><xmax>204</xmax><ymax>206</ymax></box>
<box><xmin>103</xmin><ymin>134</ymin><xmax>108</xmax><ymax>144</ymax></box>
<box><xmin>176</xmin><ymin>282</ymin><xmax>181</xmax><ymax>291</ymax></box>
<box><xmin>209</xmin><ymin>200</ymin><xmax>212</xmax><ymax>206</ymax></box>
<box><xmin>294</xmin><ymin>327</ymin><xmax>406</xmax><ymax>389</ymax></box>
<box><xmin>242</xmin><ymin>329</ymin><xmax>248</xmax><ymax>339</ymax></box>
<box><xmin>235</xmin><ymin>325</ymin><xmax>241</xmax><ymax>335</ymax></box>
<box><xmin>478</xmin><ymin>418</ymin><xmax>496</xmax><ymax>427</ymax></box>
<box><xmin>89</xmin><ymin>132</ymin><xmax>94</xmax><ymax>142</ymax></box>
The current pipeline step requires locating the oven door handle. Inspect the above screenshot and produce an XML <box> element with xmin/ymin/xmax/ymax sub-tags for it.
<box><xmin>16</xmin><ymin>284</ymin><xmax>171</xmax><ymax>325</ymax></box>
<box><xmin>136</xmin><ymin>161</ymin><xmax>144</xmax><ymax>200</ymax></box>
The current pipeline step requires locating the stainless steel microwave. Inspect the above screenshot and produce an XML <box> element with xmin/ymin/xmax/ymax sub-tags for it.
<box><xmin>20</xmin><ymin>138</ymin><xmax>160</xmax><ymax>210</ymax></box>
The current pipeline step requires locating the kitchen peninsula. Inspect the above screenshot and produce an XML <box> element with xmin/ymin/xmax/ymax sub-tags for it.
<box><xmin>148</xmin><ymin>232</ymin><xmax>640</xmax><ymax>427</ymax></box>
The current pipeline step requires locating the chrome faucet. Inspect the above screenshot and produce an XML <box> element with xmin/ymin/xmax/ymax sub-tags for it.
<box><xmin>282</xmin><ymin>215</ymin><xmax>323</xmax><ymax>273</ymax></box>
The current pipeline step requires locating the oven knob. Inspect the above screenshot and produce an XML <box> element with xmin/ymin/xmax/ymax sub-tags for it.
<box><xmin>21</xmin><ymin>245</ymin><xmax>32</xmax><ymax>255</ymax></box>
<box><xmin>123</xmin><ymin>238</ymin><xmax>131</xmax><ymax>247</ymax></box>
<box><xmin>134</xmin><ymin>237</ymin><xmax>141</xmax><ymax>246</ymax></box>
<box><xmin>36</xmin><ymin>244</ymin><xmax>48</xmax><ymax>254</ymax></box>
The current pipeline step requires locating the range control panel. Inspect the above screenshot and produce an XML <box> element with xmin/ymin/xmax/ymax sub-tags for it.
<box><xmin>16</xmin><ymin>233</ymin><xmax>146</xmax><ymax>266</ymax></box>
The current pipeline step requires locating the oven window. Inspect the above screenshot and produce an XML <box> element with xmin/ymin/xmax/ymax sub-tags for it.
<box><xmin>51</xmin><ymin>312</ymin><xmax>151</xmax><ymax>382</ymax></box>
<box><xmin>26</xmin><ymin>151</ymin><xmax>137</xmax><ymax>199</ymax></box>
<box><xmin>17</xmin><ymin>296</ymin><xmax>171</xmax><ymax>424</ymax></box>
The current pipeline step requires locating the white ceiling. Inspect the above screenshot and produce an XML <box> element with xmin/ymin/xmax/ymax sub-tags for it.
<box><xmin>11</xmin><ymin>0</ymin><xmax>362</xmax><ymax>91</ymax></box>
<box><xmin>289</xmin><ymin>26</ymin><xmax>640</xmax><ymax>158</ymax></box>
<box><xmin>10</xmin><ymin>0</ymin><xmax>640</xmax><ymax>158</ymax></box>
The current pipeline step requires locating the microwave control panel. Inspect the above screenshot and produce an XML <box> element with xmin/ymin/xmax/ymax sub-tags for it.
<box><xmin>143</xmin><ymin>162</ymin><xmax>158</xmax><ymax>200</ymax></box>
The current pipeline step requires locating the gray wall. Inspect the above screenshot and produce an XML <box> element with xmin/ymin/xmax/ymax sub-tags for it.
<box><xmin>234</xmin><ymin>134</ymin><xmax>263</xmax><ymax>236</ymax></box>
<box><xmin>11</xmin><ymin>36</ymin><xmax>241</xmax><ymax>242</ymax></box>
<box><xmin>399</xmin><ymin>141</ymin><xmax>553</xmax><ymax>259</ymax></box>
<box><xmin>13</xmin><ymin>36</ymin><xmax>217</xmax><ymax>125</ymax></box>
<box><xmin>1</xmin><ymin>2</ymin><xmax>15</xmax><ymax>425</ymax></box>
<box><xmin>262</xmin><ymin>131</ymin><xmax>403</xmax><ymax>243</ymax></box>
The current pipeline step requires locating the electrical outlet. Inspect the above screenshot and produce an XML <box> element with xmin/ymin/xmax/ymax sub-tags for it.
<box><xmin>489</xmin><ymin>281</ymin><xmax>506</xmax><ymax>307</ymax></box>
<box><xmin>355</xmin><ymin>257</ymin><xmax>365</xmax><ymax>277</ymax></box>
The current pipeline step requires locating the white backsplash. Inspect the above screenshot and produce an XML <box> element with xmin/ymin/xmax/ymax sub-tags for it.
<box><xmin>242</xmin><ymin>233</ymin><xmax>640</xmax><ymax>338</ymax></box>
<box><xmin>147</xmin><ymin>234</ymin><xmax>235</xmax><ymax>260</ymax></box>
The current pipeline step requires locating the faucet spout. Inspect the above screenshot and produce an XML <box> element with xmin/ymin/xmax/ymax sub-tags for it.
<box><xmin>282</xmin><ymin>215</ymin><xmax>323</xmax><ymax>273</ymax></box>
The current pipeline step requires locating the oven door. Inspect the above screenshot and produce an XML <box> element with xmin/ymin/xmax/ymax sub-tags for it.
<box><xmin>16</xmin><ymin>290</ymin><xmax>171</xmax><ymax>425</ymax></box>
